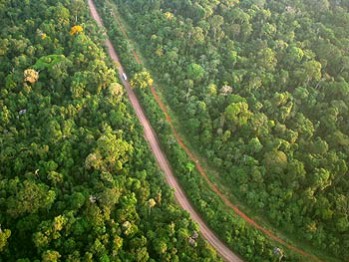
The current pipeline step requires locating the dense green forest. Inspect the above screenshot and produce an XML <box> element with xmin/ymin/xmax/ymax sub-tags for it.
<box><xmin>0</xmin><ymin>0</ymin><xmax>222</xmax><ymax>261</ymax></box>
<box><xmin>109</xmin><ymin>0</ymin><xmax>349</xmax><ymax>260</ymax></box>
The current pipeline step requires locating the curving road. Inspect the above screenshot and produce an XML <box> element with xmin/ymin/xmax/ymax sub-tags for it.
<box><xmin>88</xmin><ymin>0</ymin><xmax>242</xmax><ymax>261</ymax></box>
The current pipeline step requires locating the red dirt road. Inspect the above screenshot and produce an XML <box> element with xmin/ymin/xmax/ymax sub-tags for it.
<box><xmin>88</xmin><ymin>0</ymin><xmax>243</xmax><ymax>261</ymax></box>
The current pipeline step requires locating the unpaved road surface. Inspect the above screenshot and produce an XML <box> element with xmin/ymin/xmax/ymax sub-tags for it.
<box><xmin>88</xmin><ymin>0</ymin><xmax>243</xmax><ymax>261</ymax></box>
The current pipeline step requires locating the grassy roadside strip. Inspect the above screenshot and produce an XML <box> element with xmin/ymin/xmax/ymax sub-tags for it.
<box><xmin>92</xmin><ymin>1</ymin><xmax>304</xmax><ymax>261</ymax></box>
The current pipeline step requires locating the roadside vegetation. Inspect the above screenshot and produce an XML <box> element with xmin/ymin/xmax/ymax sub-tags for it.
<box><xmin>97</xmin><ymin>0</ymin><xmax>349</xmax><ymax>261</ymax></box>
<box><xmin>92</xmin><ymin>0</ymin><xmax>326</xmax><ymax>261</ymax></box>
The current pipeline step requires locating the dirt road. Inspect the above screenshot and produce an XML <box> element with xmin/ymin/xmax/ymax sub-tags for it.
<box><xmin>88</xmin><ymin>0</ymin><xmax>242</xmax><ymax>261</ymax></box>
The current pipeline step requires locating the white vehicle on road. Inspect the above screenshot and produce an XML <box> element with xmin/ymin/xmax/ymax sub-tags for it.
<box><xmin>122</xmin><ymin>73</ymin><xmax>127</xmax><ymax>80</ymax></box>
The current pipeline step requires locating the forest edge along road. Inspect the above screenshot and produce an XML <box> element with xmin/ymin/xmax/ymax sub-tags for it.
<box><xmin>88</xmin><ymin>0</ymin><xmax>243</xmax><ymax>261</ymax></box>
<box><xmin>104</xmin><ymin>2</ymin><xmax>322</xmax><ymax>262</ymax></box>
<box><xmin>88</xmin><ymin>1</ymin><xmax>243</xmax><ymax>261</ymax></box>
<box><xmin>89</xmin><ymin>0</ymin><xmax>321</xmax><ymax>261</ymax></box>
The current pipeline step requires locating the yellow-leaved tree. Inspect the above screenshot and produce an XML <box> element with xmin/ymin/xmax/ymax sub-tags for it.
<box><xmin>24</xmin><ymin>69</ymin><xmax>39</xmax><ymax>84</ymax></box>
<box><xmin>130</xmin><ymin>71</ymin><xmax>153</xmax><ymax>89</ymax></box>
<box><xmin>70</xmin><ymin>25</ymin><xmax>83</xmax><ymax>35</ymax></box>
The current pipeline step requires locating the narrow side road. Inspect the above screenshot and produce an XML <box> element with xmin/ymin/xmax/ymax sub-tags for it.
<box><xmin>88</xmin><ymin>0</ymin><xmax>242</xmax><ymax>261</ymax></box>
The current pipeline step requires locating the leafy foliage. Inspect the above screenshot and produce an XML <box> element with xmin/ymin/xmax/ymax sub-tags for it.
<box><xmin>130</xmin><ymin>70</ymin><xmax>153</xmax><ymax>89</ymax></box>
<box><xmin>70</xmin><ymin>25</ymin><xmax>83</xmax><ymax>35</ymax></box>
